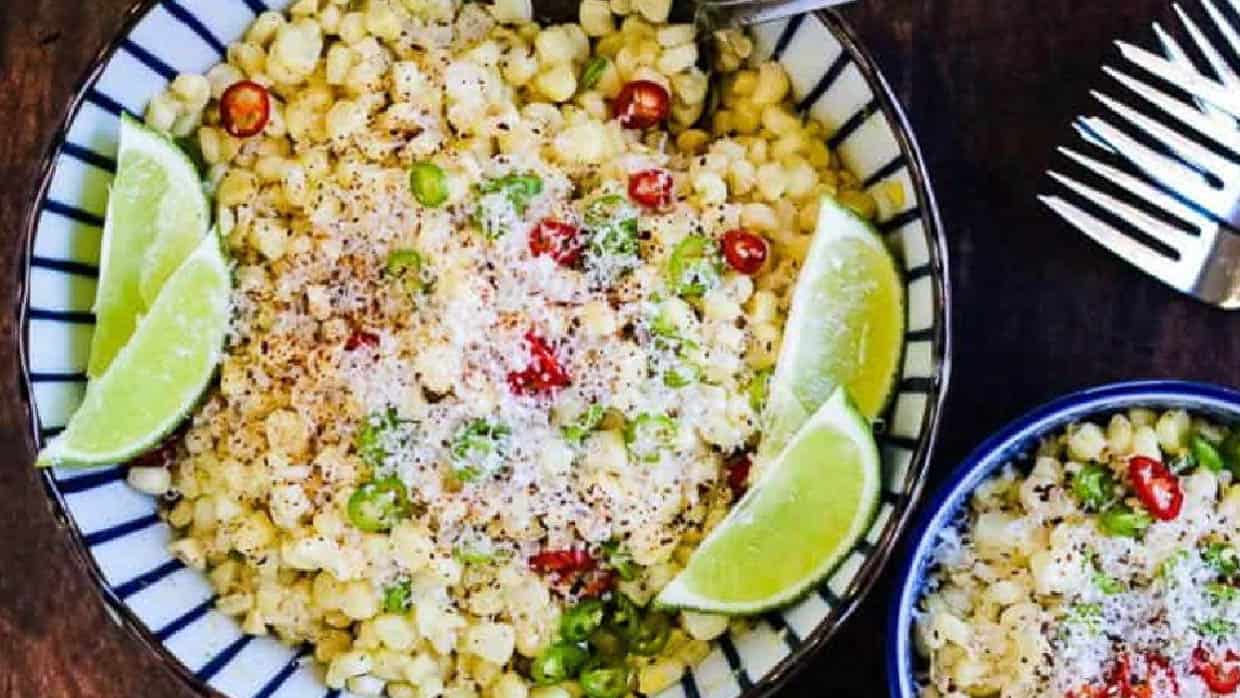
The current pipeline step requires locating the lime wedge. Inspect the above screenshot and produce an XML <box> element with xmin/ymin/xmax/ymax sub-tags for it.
<box><xmin>38</xmin><ymin>233</ymin><xmax>230</xmax><ymax>467</ymax></box>
<box><xmin>758</xmin><ymin>196</ymin><xmax>904</xmax><ymax>460</ymax></box>
<box><xmin>656</xmin><ymin>388</ymin><xmax>879</xmax><ymax>614</ymax></box>
<box><xmin>88</xmin><ymin>113</ymin><xmax>209</xmax><ymax>379</ymax></box>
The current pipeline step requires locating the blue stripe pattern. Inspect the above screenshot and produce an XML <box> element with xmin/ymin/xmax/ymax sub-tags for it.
<box><xmin>28</xmin><ymin>308</ymin><xmax>96</xmax><ymax>324</ymax></box>
<box><xmin>681</xmin><ymin>672</ymin><xmax>703</xmax><ymax>698</ymax></box>
<box><xmin>862</xmin><ymin>154</ymin><xmax>906</xmax><ymax>189</ymax></box>
<box><xmin>769</xmin><ymin>14</ymin><xmax>803</xmax><ymax>61</ymax></box>
<box><xmin>255</xmin><ymin>652</ymin><xmax>309</xmax><ymax>698</ymax></box>
<box><xmin>83</xmin><ymin>512</ymin><xmax>160</xmax><ymax>547</ymax></box>
<box><xmin>43</xmin><ymin>200</ymin><xmax>105</xmax><ymax>227</ymax></box>
<box><xmin>243</xmin><ymin>0</ymin><xmax>269</xmax><ymax>13</ymax></box>
<box><xmin>718</xmin><ymin>634</ymin><xmax>754</xmax><ymax>691</ymax></box>
<box><xmin>905</xmin><ymin>327</ymin><xmax>934</xmax><ymax>342</ymax></box>
<box><xmin>120</xmin><ymin>39</ymin><xmax>178</xmax><ymax>81</ymax></box>
<box><xmin>797</xmin><ymin>50</ymin><xmax>851</xmax><ymax>113</ymax></box>
<box><xmin>827</xmin><ymin>100</ymin><xmax>878</xmax><ymax>150</ymax></box>
<box><xmin>324</xmin><ymin>690</ymin><xmax>342</xmax><ymax>698</ymax></box>
<box><xmin>155</xmin><ymin>595</ymin><xmax>216</xmax><ymax>641</ymax></box>
<box><xmin>764</xmin><ymin>612</ymin><xmax>801</xmax><ymax>651</ymax></box>
<box><xmin>195</xmin><ymin>635</ymin><xmax>254</xmax><ymax>681</ymax></box>
<box><xmin>56</xmin><ymin>467</ymin><xmax>126</xmax><ymax>494</ymax></box>
<box><xmin>819</xmin><ymin>585</ymin><xmax>842</xmax><ymax>606</ymax></box>
<box><xmin>113</xmin><ymin>559</ymin><xmax>184</xmax><ymax>599</ymax></box>
<box><xmin>878</xmin><ymin>207</ymin><xmax>922</xmax><ymax>234</ymax></box>
<box><xmin>40</xmin><ymin>425</ymin><xmax>65</xmax><ymax>438</ymax></box>
<box><xmin>161</xmin><ymin>0</ymin><xmax>226</xmax><ymax>55</ymax></box>
<box><xmin>86</xmin><ymin>88</ymin><xmax>140</xmax><ymax>119</ymax></box>
<box><xmin>29</xmin><ymin>371</ymin><xmax>87</xmax><ymax>383</ymax></box>
<box><xmin>30</xmin><ymin>255</ymin><xmax>100</xmax><ymax>277</ymax></box>
<box><xmin>61</xmin><ymin>142</ymin><xmax>117</xmax><ymax>173</ymax></box>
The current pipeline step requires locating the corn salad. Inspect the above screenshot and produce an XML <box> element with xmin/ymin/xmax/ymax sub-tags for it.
<box><xmin>133</xmin><ymin>0</ymin><xmax>884</xmax><ymax>695</ymax></box>
<box><xmin>917</xmin><ymin>409</ymin><xmax>1240</xmax><ymax>698</ymax></box>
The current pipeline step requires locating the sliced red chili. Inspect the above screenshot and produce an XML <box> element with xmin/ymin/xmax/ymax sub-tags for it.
<box><xmin>720</xmin><ymin>228</ymin><xmax>769</xmax><ymax>275</ymax></box>
<box><xmin>613</xmin><ymin>80</ymin><xmax>670</xmax><ymax>129</ymax></box>
<box><xmin>1129</xmin><ymin>456</ymin><xmax>1183</xmax><ymax>521</ymax></box>
<box><xmin>530</xmin><ymin>549</ymin><xmax>595</xmax><ymax>574</ymax></box>
<box><xmin>1194</xmin><ymin>647</ymin><xmax>1240</xmax><ymax>694</ymax></box>
<box><xmin>508</xmin><ymin>332</ymin><xmax>571</xmax><ymax>395</ymax></box>
<box><xmin>628</xmin><ymin>169</ymin><xmax>674</xmax><ymax>210</ymax></box>
<box><xmin>529</xmin><ymin>219</ymin><xmax>583</xmax><ymax>266</ymax></box>
<box><xmin>345</xmin><ymin>329</ymin><xmax>380</xmax><ymax>351</ymax></box>
<box><xmin>724</xmin><ymin>453</ymin><xmax>752</xmax><ymax>500</ymax></box>
<box><xmin>580</xmin><ymin>570</ymin><xmax>617</xmax><ymax>598</ymax></box>
<box><xmin>219</xmin><ymin>80</ymin><xmax>271</xmax><ymax>138</ymax></box>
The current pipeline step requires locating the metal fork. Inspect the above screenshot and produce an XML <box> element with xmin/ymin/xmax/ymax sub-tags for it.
<box><xmin>1041</xmin><ymin>1</ymin><xmax>1240</xmax><ymax>308</ymax></box>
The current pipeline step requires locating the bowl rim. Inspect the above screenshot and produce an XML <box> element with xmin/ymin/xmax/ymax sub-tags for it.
<box><xmin>13</xmin><ymin>2</ymin><xmax>953</xmax><ymax>697</ymax></box>
<box><xmin>886</xmin><ymin>380</ymin><xmax>1240</xmax><ymax>698</ymax></box>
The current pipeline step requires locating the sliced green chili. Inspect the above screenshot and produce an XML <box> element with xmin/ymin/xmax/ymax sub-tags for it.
<box><xmin>601</xmin><ymin>540</ymin><xmax>638</xmax><ymax>581</ymax></box>
<box><xmin>587</xmin><ymin>625</ymin><xmax>629</xmax><ymax>660</ymax></box>
<box><xmin>624</xmin><ymin>413</ymin><xmax>677</xmax><ymax>462</ymax></box>
<box><xmin>347</xmin><ymin>477</ymin><xmax>410</xmax><ymax>532</ymax></box>
<box><xmin>478</xmin><ymin>172</ymin><xmax>543</xmax><ymax>214</ymax></box>
<box><xmin>1193</xmin><ymin>434</ymin><xmax>1225</xmax><ymax>472</ymax></box>
<box><xmin>579</xmin><ymin>664</ymin><xmax>630</xmax><ymax>698</ymax></box>
<box><xmin>409</xmin><ymin>161</ymin><xmax>448</xmax><ymax>207</ymax></box>
<box><xmin>355</xmin><ymin>407</ymin><xmax>401</xmax><ymax>469</ymax></box>
<box><xmin>530</xmin><ymin>641</ymin><xmax>589</xmax><ymax>685</ymax></box>
<box><xmin>630</xmin><ymin>612</ymin><xmax>671</xmax><ymax>656</ymax></box>
<box><xmin>1223</xmin><ymin>432</ymin><xmax>1240</xmax><ymax>476</ymax></box>
<box><xmin>1099</xmin><ymin>503</ymin><xmax>1152</xmax><ymax>538</ymax></box>
<box><xmin>1205</xmin><ymin>542</ymin><xmax>1240</xmax><ymax>577</ymax></box>
<box><xmin>561</xmin><ymin>599</ymin><xmax>607</xmax><ymax>642</ymax></box>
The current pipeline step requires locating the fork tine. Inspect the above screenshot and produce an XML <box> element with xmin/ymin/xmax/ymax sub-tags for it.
<box><xmin>1080</xmin><ymin>116</ymin><xmax>1222</xmax><ymax>209</ymax></box>
<box><xmin>1202</xmin><ymin>0</ymin><xmax>1240</xmax><ymax>73</ymax></box>
<box><xmin>1152</xmin><ymin>21</ymin><xmax>1235</xmax><ymax>126</ymax></box>
<box><xmin>1174</xmin><ymin>3</ymin><xmax>1240</xmax><ymax>86</ymax></box>
<box><xmin>1048</xmin><ymin>170</ymin><xmax>1198</xmax><ymax>252</ymax></box>
<box><xmin>1117</xmin><ymin>41</ymin><xmax>1240</xmax><ymax>117</ymax></box>
<box><xmin>1091</xmin><ymin>91</ymin><xmax>1235</xmax><ymax>177</ymax></box>
<box><xmin>1039</xmin><ymin>195</ymin><xmax>1183</xmax><ymax>283</ymax></box>
<box><xmin>1104</xmin><ymin>67</ymin><xmax>1240</xmax><ymax>154</ymax></box>
<box><xmin>1059</xmin><ymin>146</ymin><xmax>1211</xmax><ymax>229</ymax></box>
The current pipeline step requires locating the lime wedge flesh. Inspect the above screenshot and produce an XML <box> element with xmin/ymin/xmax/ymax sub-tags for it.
<box><xmin>759</xmin><ymin>196</ymin><xmax>904</xmax><ymax>461</ymax></box>
<box><xmin>38</xmin><ymin>233</ymin><xmax>230</xmax><ymax>467</ymax></box>
<box><xmin>88</xmin><ymin>114</ymin><xmax>208</xmax><ymax>378</ymax></box>
<box><xmin>655</xmin><ymin>388</ymin><xmax>880</xmax><ymax>614</ymax></box>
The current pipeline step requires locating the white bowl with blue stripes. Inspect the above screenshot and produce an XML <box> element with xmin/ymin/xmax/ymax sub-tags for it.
<box><xmin>19</xmin><ymin>2</ymin><xmax>951</xmax><ymax>696</ymax></box>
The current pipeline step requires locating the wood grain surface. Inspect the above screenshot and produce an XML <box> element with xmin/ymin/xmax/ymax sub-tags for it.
<box><xmin>0</xmin><ymin>0</ymin><xmax>1227</xmax><ymax>695</ymax></box>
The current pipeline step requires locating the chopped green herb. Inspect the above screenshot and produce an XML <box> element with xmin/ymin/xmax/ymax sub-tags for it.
<box><xmin>1158</xmin><ymin>549</ymin><xmax>1190</xmax><ymax>580</ymax></box>
<box><xmin>746</xmin><ymin>368</ymin><xmax>772</xmax><ymax>412</ymax></box>
<box><xmin>1072</xmin><ymin>463</ymin><xmax>1116</xmax><ymax>512</ymax></box>
<box><xmin>601</xmin><ymin>540</ymin><xmax>638</xmax><ymax>581</ymax></box>
<box><xmin>1204</xmin><ymin>542</ymin><xmax>1240</xmax><ymax>577</ymax></box>
<box><xmin>454</xmin><ymin>547</ymin><xmax>503</xmax><ymax>565</ymax></box>
<box><xmin>584</xmin><ymin>194</ymin><xmax>640</xmax><ymax>259</ymax></box>
<box><xmin>562</xmin><ymin>404</ymin><xmax>606</xmax><ymax>445</ymax></box>
<box><xmin>1067</xmin><ymin>602</ymin><xmax>1103</xmax><ymax>633</ymax></box>
<box><xmin>450</xmin><ymin>419</ymin><xmax>511</xmax><ymax>481</ymax></box>
<box><xmin>355</xmin><ymin>407</ymin><xmax>401</xmax><ymax>469</ymax></box>
<box><xmin>1207</xmin><ymin>582</ymin><xmax>1240</xmax><ymax>604</ymax></box>
<box><xmin>666</xmin><ymin>235</ymin><xmax>722</xmax><ymax>297</ymax></box>
<box><xmin>1099</xmin><ymin>503</ymin><xmax>1152</xmax><ymax>538</ymax></box>
<box><xmin>1093</xmin><ymin>570</ymin><xmax>1125</xmax><ymax>595</ymax></box>
<box><xmin>580</xmin><ymin>56</ymin><xmax>609</xmax><ymax>91</ymax></box>
<box><xmin>383</xmin><ymin>580</ymin><xmax>413</xmax><ymax>613</ymax></box>
<box><xmin>478</xmin><ymin>172</ymin><xmax>543</xmax><ymax>214</ymax></box>
<box><xmin>1197</xmin><ymin>618</ymin><xmax>1238</xmax><ymax>638</ymax></box>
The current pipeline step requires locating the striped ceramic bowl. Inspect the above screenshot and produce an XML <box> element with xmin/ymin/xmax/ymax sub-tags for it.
<box><xmin>19</xmin><ymin>3</ymin><xmax>951</xmax><ymax>697</ymax></box>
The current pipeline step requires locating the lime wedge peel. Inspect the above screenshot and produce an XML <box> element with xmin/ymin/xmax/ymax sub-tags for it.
<box><xmin>89</xmin><ymin>113</ymin><xmax>209</xmax><ymax>379</ymax></box>
<box><xmin>38</xmin><ymin>232</ymin><xmax>230</xmax><ymax>468</ymax></box>
<box><xmin>655</xmin><ymin>388</ymin><xmax>881</xmax><ymax>615</ymax></box>
<box><xmin>758</xmin><ymin>196</ymin><xmax>904</xmax><ymax>461</ymax></box>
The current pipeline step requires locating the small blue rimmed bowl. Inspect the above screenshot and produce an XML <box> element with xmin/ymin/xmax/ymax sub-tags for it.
<box><xmin>887</xmin><ymin>380</ymin><xmax>1240</xmax><ymax>698</ymax></box>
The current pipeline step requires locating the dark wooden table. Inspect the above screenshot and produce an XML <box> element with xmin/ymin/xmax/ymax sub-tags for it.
<box><xmin>1</xmin><ymin>0</ymin><xmax>1233</xmax><ymax>695</ymax></box>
